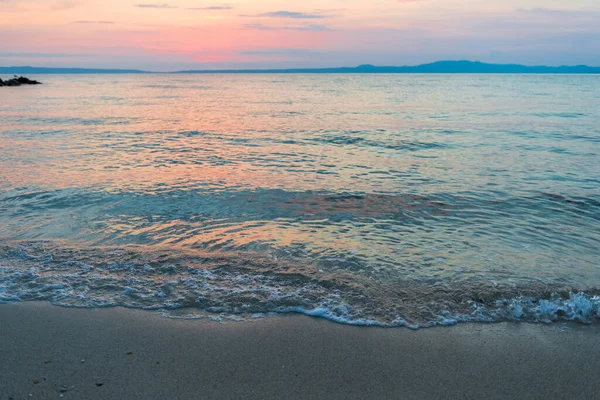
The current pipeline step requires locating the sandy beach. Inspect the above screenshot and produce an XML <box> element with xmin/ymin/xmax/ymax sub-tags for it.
<box><xmin>1</xmin><ymin>303</ymin><xmax>599</xmax><ymax>399</ymax></box>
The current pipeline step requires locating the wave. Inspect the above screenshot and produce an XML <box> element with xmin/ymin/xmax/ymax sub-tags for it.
<box><xmin>308</xmin><ymin>134</ymin><xmax>449</xmax><ymax>152</ymax></box>
<box><xmin>0</xmin><ymin>116</ymin><xmax>134</xmax><ymax>127</ymax></box>
<box><xmin>1</xmin><ymin>242</ymin><xmax>598</xmax><ymax>328</ymax></box>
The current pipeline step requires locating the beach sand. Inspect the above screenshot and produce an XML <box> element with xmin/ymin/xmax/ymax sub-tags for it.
<box><xmin>1</xmin><ymin>303</ymin><xmax>599</xmax><ymax>399</ymax></box>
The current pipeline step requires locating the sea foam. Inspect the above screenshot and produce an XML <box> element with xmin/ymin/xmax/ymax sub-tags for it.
<box><xmin>1</xmin><ymin>244</ymin><xmax>598</xmax><ymax>328</ymax></box>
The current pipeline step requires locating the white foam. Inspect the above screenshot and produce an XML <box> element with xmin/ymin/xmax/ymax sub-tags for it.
<box><xmin>1</xmin><ymin>256</ymin><xmax>599</xmax><ymax>328</ymax></box>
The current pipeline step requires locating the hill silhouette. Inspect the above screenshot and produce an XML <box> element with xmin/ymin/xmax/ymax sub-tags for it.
<box><xmin>2</xmin><ymin>61</ymin><xmax>599</xmax><ymax>74</ymax></box>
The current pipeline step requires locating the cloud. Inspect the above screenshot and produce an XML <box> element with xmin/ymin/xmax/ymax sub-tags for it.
<box><xmin>0</xmin><ymin>0</ymin><xmax>80</xmax><ymax>12</ymax></box>
<box><xmin>467</xmin><ymin>8</ymin><xmax>600</xmax><ymax>34</ymax></box>
<box><xmin>188</xmin><ymin>5</ymin><xmax>232</xmax><ymax>10</ymax></box>
<box><xmin>244</xmin><ymin>23</ymin><xmax>331</xmax><ymax>32</ymax></box>
<box><xmin>75</xmin><ymin>20</ymin><xmax>115</xmax><ymax>24</ymax></box>
<box><xmin>517</xmin><ymin>8</ymin><xmax>586</xmax><ymax>16</ymax></box>
<box><xmin>0</xmin><ymin>52</ymin><xmax>96</xmax><ymax>58</ymax></box>
<box><xmin>290</xmin><ymin>24</ymin><xmax>331</xmax><ymax>31</ymax></box>
<box><xmin>244</xmin><ymin>10</ymin><xmax>327</xmax><ymax>19</ymax></box>
<box><xmin>136</xmin><ymin>3</ymin><xmax>177</xmax><ymax>8</ymax></box>
<box><xmin>238</xmin><ymin>48</ymin><xmax>317</xmax><ymax>56</ymax></box>
<box><xmin>514</xmin><ymin>8</ymin><xmax>600</xmax><ymax>22</ymax></box>
<box><xmin>50</xmin><ymin>0</ymin><xmax>78</xmax><ymax>10</ymax></box>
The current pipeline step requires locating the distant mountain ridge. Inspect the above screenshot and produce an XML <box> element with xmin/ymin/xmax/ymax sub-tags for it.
<box><xmin>177</xmin><ymin>61</ymin><xmax>600</xmax><ymax>74</ymax></box>
<box><xmin>2</xmin><ymin>61</ymin><xmax>600</xmax><ymax>74</ymax></box>
<box><xmin>0</xmin><ymin>66</ymin><xmax>147</xmax><ymax>74</ymax></box>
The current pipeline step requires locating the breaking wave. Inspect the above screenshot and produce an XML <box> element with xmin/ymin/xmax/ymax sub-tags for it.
<box><xmin>1</xmin><ymin>242</ymin><xmax>598</xmax><ymax>329</ymax></box>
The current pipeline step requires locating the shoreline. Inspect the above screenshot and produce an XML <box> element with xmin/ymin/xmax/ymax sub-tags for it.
<box><xmin>2</xmin><ymin>240</ymin><xmax>599</xmax><ymax>328</ymax></box>
<box><xmin>1</xmin><ymin>302</ymin><xmax>600</xmax><ymax>399</ymax></box>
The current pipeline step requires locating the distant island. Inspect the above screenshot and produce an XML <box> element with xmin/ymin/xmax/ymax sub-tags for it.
<box><xmin>176</xmin><ymin>61</ymin><xmax>600</xmax><ymax>74</ymax></box>
<box><xmin>0</xmin><ymin>67</ymin><xmax>146</xmax><ymax>74</ymax></box>
<box><xmin>1</xmin><ymin>61</ymin><xmax>600</xmax><ymax>74</ymax></box>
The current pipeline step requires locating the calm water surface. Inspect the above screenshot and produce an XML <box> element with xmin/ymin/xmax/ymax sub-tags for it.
<box><xmin>1</xmin><ymin>74</ymin><xmax>599</xmax><ymax>326</ymax></box>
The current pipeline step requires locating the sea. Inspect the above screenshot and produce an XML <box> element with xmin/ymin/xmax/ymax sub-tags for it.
<box><xmin>1</xmin><ymin>74</ymin><xmax>599</xmax><ymax>328</ymax></box>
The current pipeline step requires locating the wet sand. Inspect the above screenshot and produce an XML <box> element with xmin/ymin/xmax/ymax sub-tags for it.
<box><xmin>1</xmin><ymin>302</ymin><xmax>599</xmax><ymax>399</ymax></box>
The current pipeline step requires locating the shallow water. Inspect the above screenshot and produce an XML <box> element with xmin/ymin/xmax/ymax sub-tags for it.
<box><xmin>1</xmin><ymin>74</ymin><xmax>599</xmax><ymax>327</ymax></box>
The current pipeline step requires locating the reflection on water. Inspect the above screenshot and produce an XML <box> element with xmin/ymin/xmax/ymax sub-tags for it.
<box><xmin>1</xmin><ymin>74</ymin><xmax>599</xmax><ymax>326</ymax></box>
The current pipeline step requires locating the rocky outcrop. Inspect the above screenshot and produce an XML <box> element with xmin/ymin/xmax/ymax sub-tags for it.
<box><xmin>0</xmin><ymin>76</ymin><xmax>42</xmax><ymax>86</ymax></box>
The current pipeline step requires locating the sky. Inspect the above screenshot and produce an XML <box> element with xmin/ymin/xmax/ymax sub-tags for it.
<box><xmin>1</xmin><ymin>0</ymin><xmax>599</xmax><ymax>70</ymax></box>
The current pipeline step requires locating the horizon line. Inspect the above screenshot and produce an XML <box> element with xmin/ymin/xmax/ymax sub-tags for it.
<box><xmin>2</xmin><ymin>60</ymin><xmax>600</xmax><ymax>74</ymax></box>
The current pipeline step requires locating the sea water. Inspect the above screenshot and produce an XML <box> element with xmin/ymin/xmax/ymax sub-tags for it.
<box><xmin>1</xmin><ymin>74</ymin><xmax>599</xmax><ymax>327</ymax></box>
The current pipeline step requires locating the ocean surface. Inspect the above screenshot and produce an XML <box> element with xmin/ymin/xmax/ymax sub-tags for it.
<box><xmin>1</xmin><ymin>74</ymin><xmax>599</xmax><ymax>328</ymax></box>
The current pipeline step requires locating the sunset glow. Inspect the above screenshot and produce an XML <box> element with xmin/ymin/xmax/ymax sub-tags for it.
<box><xmin>1</xmin><ymin>1</ymin><xmax>600</xmax><ymax>70</ymax></box>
